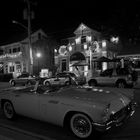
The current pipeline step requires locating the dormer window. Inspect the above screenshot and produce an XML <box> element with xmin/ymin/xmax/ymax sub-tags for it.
<box><xmin>81</xmin><ymin>36</ymin><xmax>86</xmax><ymax>44</ymax></box>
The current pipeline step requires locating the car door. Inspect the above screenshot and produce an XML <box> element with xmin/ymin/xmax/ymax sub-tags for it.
<box><xmin>97</xmin><ymin>69</ymin><xmax>114</xmax><ymax>86</ymax></box>
<box><xmin>52</xmin><ymin>77</ymin><xmax>61</xmax><ymax>86</ymax></box>
<box><xmin>39</xmin><ymin>91</ymin><xmax>61</xmax><ymax>125</ymax></box>
<box><xmin>13</xmin><ymin>89</ymin><xmax>40</xmax><ymax>120</ymax></box>
<box><xmin>58</xmin><ymin>75</ymin><xmax>68</xmax><ymax>85</ymax></box>
<box><xmin>16</xmin><ymin>74</ymin><xmax>28</xmax><ymax>84</ymax></box>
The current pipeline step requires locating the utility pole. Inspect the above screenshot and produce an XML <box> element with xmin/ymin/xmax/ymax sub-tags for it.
<box><xmin>24</xmin><ymin>0</ymin><xmax>33</xmax><ymax>75</ymax></box>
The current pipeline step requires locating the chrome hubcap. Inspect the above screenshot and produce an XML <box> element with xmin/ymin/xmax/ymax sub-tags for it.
<box><xmin>72</xmin><ymin>116</ymin><xmax>91</xmax><ymax>137</ymax></box>
<box><xmin>4</xmin><ymin>102</ymin><xmax>13</xmax><ymax>118</ymax></box>
<box><xmin>118</xmin><ymin>82</ymin><xmax>124</xmax><ymax>88</ymax></box>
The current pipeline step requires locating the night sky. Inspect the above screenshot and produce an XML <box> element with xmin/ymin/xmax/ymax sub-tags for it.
<box><xmin>0</xmin><ymin>0</ymin><xmax>140</xmax><ymax>45</ymax></box>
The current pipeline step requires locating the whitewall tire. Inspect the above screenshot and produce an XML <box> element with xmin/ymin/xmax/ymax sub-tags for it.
<box><xmin>70</xmin><ymin>113</ymin><xmax>93</xmax><ymax>139</ymax></box>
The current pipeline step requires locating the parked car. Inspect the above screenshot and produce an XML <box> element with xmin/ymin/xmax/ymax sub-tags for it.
<box><xmin>0</xmin><ymin>81</ymin><xmax>136</xmax><ymax>139</ymax></box>
<box><xmin>56</xmin><ymin>72</ymin><xmax>86</xmax><ymax>85</ymax></box>
<box><xmin>43</xmin><ymin>72</ymin><xmax>86</xmax><ymax>87</ymax></box>
<box><xmin>88</xmin><ymin>68</ymin><xmax>138</xmax><ymax>88</ymax></box>
<box><xmin>9</xmin><ymin>73</ymin><xmax>36</xmax><ymax>86</ymax></box>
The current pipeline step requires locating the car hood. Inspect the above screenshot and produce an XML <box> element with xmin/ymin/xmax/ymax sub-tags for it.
<box><xmin>58</xmin><ymin>86</ymin><xmax>133</xmax><ymax>107</ymax></box>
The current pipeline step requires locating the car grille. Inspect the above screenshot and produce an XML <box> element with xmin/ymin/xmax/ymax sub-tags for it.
<box><xmin>110</xmin><ymin>102</ymin><xmax>132</xmax><ymax>121</ymax></box>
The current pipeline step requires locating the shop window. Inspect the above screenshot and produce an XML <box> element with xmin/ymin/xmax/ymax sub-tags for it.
<box><xmin>96</xmin><ymin>62</ymin><xmax>102</xmax><ymax>70</ymax></box>
<box><xmin>61</xmin><ymin>59</ymin><xmax>66</xmax><ymax>72</ymax></box>
<box><xmin>5</xmin><ymin>65</ymin><xmax>8</xmax><ymax>73</ymax></box>
<box><xmin>0</xmin><ymin>63</ymin><xmax>4</xmax><ymax>73</ymax></box>
<box><xmin>9</xmin><ymin>66</ymin><xmax>15</xmax><ymax>73</ymax></box>
<box><xmin>16</xmin><ymin>64</ymin><xmax>21</xmax><ymax>71</ymax></box>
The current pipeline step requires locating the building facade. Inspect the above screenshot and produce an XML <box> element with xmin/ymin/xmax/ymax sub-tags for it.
<box><xmin>0</xmin><ymin>29</ymin><xmax>56</xmax><ymax>77</ymax></box>
<box><xmin>55</xmin><ymin>23</ymin><xmax>119</xmax><ymax>76</ymax></box>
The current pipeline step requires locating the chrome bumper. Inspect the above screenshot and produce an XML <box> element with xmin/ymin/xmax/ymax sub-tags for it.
<box><xmin>93</xmin><ymin>102</ymin><xmax>137</xmax><ymax>132</ymax></box>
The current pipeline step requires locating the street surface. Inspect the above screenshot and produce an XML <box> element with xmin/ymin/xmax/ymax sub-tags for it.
<box><xmin>0</xmin><ymin>81</ymin><xmax>140</xmax><ymax>140</ymax></box>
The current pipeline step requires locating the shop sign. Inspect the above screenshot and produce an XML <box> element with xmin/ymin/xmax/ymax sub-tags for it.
<box><xmin>0</xmin><ymin>52</ymin><xmax>22</xmax><ymax>60</ymax></box>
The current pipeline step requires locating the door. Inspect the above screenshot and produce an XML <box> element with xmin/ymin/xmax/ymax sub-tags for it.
<box><xmin>13</xmin><ymin>90</ymin><xmax>40</xmax><ymax>119</ymax></box>
<box><xmin>39</xmin><ymin>93</ymin><xmax>61</xmax><ymax>125</ymax></box>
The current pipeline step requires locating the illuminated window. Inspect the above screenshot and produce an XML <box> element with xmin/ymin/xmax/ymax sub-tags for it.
<box><xmin>75</xmin><ymin>37</ymin><xmax>81</xmax><ymax>44</ymax></box>
<box><xmin>84</xmin><ymin>44</ymin><xmax>87</xmax><ymax>50</ymax></box>
<box><xmin>86</xmin><ymin>36</ymin><xmax>92</xmax><ymax>42</ymax></box>
<box><xmin>102</xmin><ymin>40</ymin><xmax>106</xmax><ymax>48</ymax></box>
<box><xmin>9</xmin><ymin>66</ymin><xmax>14</xmax><ymax>73</ymax></box>
<box><xmin>68</xmin><ymin>45</ymin><xmax>72</xmax><ymax>51</ymax></box>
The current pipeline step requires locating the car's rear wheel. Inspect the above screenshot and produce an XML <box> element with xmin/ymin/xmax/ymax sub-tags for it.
<box><xmin>70</xmin><ymin>113</ymin><xmax>93</xmax><ymax>139</ymax></box>
<box><xmin>3</xmin><ymin>101</ymin><xmax>16</xmax><ymax>120</ymax></box>
<box><xmin>11</xmin><ymin>80</ymin><xmax>15</xmax><ymax>86</ymax></box>
<box><xmin>65</xmin><ymin>81</ymin><xmax>70</xmax><ymax>86</ymax></box>
<box><xmin>116</xmin><ymin>80</ymin><xmax>126</xmax><ymax>88</ymax></box>
<box><xmin>45</xmin><ymin>81</ymin><xmax>51</xmax><ymax>87</ymax></box>
<box><xmin>88</xmin><ymin>80</ymin><xmax>97</xmax><ymax>87</ymax></box>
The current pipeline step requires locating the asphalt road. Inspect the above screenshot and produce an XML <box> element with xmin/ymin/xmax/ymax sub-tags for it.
<box><xmin>0</xmin><ymin>82</ymin><xmax>140</xmax><ymax>140</ymax></box>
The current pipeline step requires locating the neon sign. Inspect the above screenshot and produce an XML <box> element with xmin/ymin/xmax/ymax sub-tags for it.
<box><xmin>59</xmin><ymin>46</ymin><xmax>67</xmax><ymax>55</ymax></box>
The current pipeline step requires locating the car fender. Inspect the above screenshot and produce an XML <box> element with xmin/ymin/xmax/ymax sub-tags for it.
<box><xmin>59</xmin><ymin>101</ymin><xmax>104</xmax><ymax>127</ymax></box>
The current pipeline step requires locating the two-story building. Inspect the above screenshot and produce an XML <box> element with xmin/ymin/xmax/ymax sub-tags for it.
<box><xmin>0</xmin><ymin>29</ymin><xmax>57</xmax><ymax>77</ymax></box>
<box><xmin>55</xmin><ymin>23</ymin><xmax>120</xmax><ymax>76</ymax></box>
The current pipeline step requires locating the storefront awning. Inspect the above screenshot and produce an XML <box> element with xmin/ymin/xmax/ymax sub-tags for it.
<box><xmin>70</xmin><ymin>61</ymin><xmax>89</xmax><ymax>67</ymax></box>
<box><xmin>94</xmin><ymin>56</ymin><xmax>112</xmax><ymax>62</ymax></box>
<box><xmin>70</xmin><ymin>52</ymin><xmax>85</xmax><ymax>61</ymax></box>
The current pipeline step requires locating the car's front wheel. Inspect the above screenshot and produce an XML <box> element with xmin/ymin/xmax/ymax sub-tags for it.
<box><xmin>70</xmin><ymin>113</ymin><xmax>93</xmax><ymax>139</ymax></box>
<box><xmin>3</xmin><ymin>101</ymin><xmax>16</xmax><ymax>120</ymax></box>
<box><xmin>10</xmin><ymin>80</ymin><xmax>15</xmax><ymax>86</ymax></box>
<box><xmin>116</xmin><ymin>80</ymin><xmax>126</xmax><ymax>88</ymax></box>
<box><xmin>45</xmin><ymin>81</ymin><xmax>51</xmax><ymax>87</ymax></box>
<box><xmin>65</xmin><ymin>81</ymin><xmax>70</xmax><ymax>86</ymax></box>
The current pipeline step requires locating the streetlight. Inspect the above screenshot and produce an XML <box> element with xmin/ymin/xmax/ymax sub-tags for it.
<box><xmin>36</xmin><ymin>52</ymin><xmax>41</xmax><ymax>75</ymax></box>
<box><xmin>12</xmin><ymin>20</ymin><xmax>28</xmax><ymax>30</ymax></box>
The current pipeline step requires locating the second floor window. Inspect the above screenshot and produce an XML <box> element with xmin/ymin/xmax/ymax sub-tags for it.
<box><xmin>81</xmin><ymin>36</ymin><xmax>86</xmax><ymax>44</ymax></box>
<box><xmin>13</xmin><ymin>47</ymin><xmax>20</xmax><ymax>53</ymax></box>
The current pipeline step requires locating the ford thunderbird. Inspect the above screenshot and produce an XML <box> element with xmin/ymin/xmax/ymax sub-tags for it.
<box><xmin>0</xmin><ymin>82</ymin><xmax>136</xmax><ymax>139</ymax></box>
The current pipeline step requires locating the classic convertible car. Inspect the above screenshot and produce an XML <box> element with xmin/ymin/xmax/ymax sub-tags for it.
<box><xmin>0</xmin><ymin>81</ymin><xmax>136</xmax><ymax>139</ymax></box>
